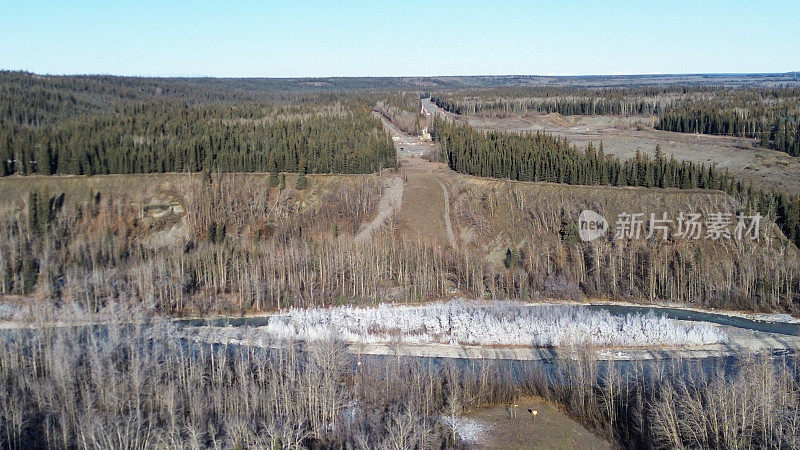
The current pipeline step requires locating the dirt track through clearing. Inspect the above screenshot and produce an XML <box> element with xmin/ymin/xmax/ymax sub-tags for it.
<box><xmin>433</xmin><ymin>175</ymin><xmax>457</xmax><ymax>249</ymax></box>
<box><xmin>354</xmin><ymin>176</ymin><xmax>403</xmax><ymax>242</ymax></box>
<box><xmin>378</xmin><ymin>108</ymin><xmax>458</xmax><ymax>248</ymax></box>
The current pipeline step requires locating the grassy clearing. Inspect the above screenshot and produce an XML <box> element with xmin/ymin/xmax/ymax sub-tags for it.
<box><xmin>461</xmin><ymin>396</ymin><xmax>611</xmax><ymax>449</ymax></box>
<box><xmin>397</xmin><ymin>168</ymin><xmax>451</xmax><ymax>247</ymax></box>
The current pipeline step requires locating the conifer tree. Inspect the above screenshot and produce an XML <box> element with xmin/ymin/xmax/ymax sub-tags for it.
<box><xmin>268</xmin><ymin>157</ymin><xmax>279</xmax><ymax>187</ymax></box>
<box><xmin>296</xmin><ymin>159</ymin><xmax>308</xmax><ymax>190</ymax></box>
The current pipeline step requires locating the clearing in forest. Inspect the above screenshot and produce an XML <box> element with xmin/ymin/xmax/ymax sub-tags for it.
<box><xmin>421</xmin><ymin>98</ymin><xmax>800</xmax><ymax>196</ymax></box>
<box><xmin>459</xmin><ymin>396</ymin><xmax>612</xmax><ymax>449</ymax></box>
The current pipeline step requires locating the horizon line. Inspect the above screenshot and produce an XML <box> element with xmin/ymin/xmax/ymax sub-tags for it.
<box><xmin>4</xmin><ymin>69</ymin><xmax>800</xmax><ymax>80</ymax></box>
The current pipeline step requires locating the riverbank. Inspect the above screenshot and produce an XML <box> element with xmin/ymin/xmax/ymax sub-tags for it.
<box><xmin>179</xmin><ymin>321</ymin><xmax>800</xmax><ymax>362</ymax></box>
<box><xmin>173</xmin><ymin>298</ymin><xmax>800</xmax><ymax>362</ymax></box>
<box><xmin>2</xmin><ymin>298</ymin><xmax>799</xmax><ymax>363</ymax></box>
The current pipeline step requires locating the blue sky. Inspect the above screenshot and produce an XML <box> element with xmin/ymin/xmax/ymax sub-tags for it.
<box><xmin>1</xmin><ymin>0</ymin><xmax>798</xmax><ymax>77</ymax></box>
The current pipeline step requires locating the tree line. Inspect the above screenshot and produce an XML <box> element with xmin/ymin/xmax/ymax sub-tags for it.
<box><xmin>0</xmin><ymin>321</ymin><xmax>468</xmax><ymax>448</ymax></box>
<box><xmin>433</xmin><ymin>116</ymin><xmax>737</xmax><ymax>188</ymax></box>
<box><xmin>0</xmin><ymin>70</ymin><xmax>448</xmax><ymax>127</ymax></box>
<box><xmin>429</xmin><ymin>85</ymin><xmax>720</xmax><ymax>117</ymax></box>
<box><xmin>656</xmin><ymin>101</ymin><xmax>800</xmax><ymax>156</ymax></box>
<box><xmin>0</xmin><ymin>71</ymin><xmax>427</xmax><ymax>177</ymax></box>
<box><xmin>373</xmin><ymin>91</ymin><xmax>425</xmax><ymax>135</ymax></box>
<box><xmin>431</xmin><ymin>86</ymin><xmax>800</xmax><ymax>156</ymax></box>
<box><xmin>1</xmin><ymin>101</ymin><xmax>396</xmax><ymax>176</ymax></box>
<box><xmin>449</xmin><ymin>179</ymin><xmax>799</xmax><ymax>311</ymax></box>
<box><xmin>432</xmin><ymin>92</ymin><xmax>666</xmax><ymax>116</ymax></box>
<box><xmin>540</xmin><ymin>350</ymin><xmax>800</xmax><ymax>448</ymax></box>
<box><xmin>3</xmin><ymin>170</ymin><xmax>797</xmax><ymax>314</ymax></box>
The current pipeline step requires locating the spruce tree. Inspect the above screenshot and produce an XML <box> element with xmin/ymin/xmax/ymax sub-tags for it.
<box><xmin>295</xmin><ymin>159</ymin><xmax>308</xmax><ymax>190</ymax></box>
<box><xmin>20</xmin><ymin>255</ymin><xmax>37</xmax><ymax>294</ymax></box>
<box><xmin>503</xmin><ymin>248</ymin><xmax>521</xmax><ymax>269</ymax></box>
<box><xmin>296</xmin><ymin>172</ymin><xmax>308</xmax><ymax>190</ymax></box>
<box><xmin>207</xmin><ymin>222</ymin><xmax>217</xmax><ymax>244</ymax></box>
<box><xmin>268</xmin><ymin>157</ymin><xmax>279</xmax><ymax>187</ymax></box>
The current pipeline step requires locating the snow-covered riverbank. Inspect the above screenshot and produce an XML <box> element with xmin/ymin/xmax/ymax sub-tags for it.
<box><xmin>4</xmin><ymin>297</ymin><xmax>798</xmax><ymax>361</ymax></box>
<box><xmin>184</xmin><ymin>299</ymin><xmax>728</xmax><ymax>348</ymax></box>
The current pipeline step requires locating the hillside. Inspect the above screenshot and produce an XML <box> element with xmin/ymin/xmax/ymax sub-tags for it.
<box><xmin>0</xmin><ymin>71</ymin><xmax>798</xmax><ymax>315</ymax></box>
<box><xmin>2</xmin><ymin>153</ymin><xmax>796</xmax><ymax>315</ymax></box>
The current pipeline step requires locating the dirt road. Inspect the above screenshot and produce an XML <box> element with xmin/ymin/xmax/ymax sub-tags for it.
<box><xmin>378</xmin><ymin>109</ymin><xmax>459</xmax><ymax>248</ymax></box>
<box><xmin>433</xmin><ymin>175</ymin><xmax>457</xmax><ymax>249</ymax></box>
<box><xmin>354</xmin><ymin>175</ymin><xmax>403</xmax><ymax>242</ymax></box>
<box><xmin>377</xmin><ymin>114</ymin><xmax>433</xmax><ymax>157</ymax></box>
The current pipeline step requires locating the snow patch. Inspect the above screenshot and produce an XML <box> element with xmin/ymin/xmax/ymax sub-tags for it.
<box><xmin>441</xmin><ymin>416</ymin><xmax>490</xmax><ymax>443</ymax></box>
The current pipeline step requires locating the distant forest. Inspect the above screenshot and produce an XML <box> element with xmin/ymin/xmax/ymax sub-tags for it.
<box><xmin>431</xmin><ymin>116</ymin><xmax>800</xmax><ymax>248</ymax></box>
<box><xmin>431</xmin><ymin>86</ymin><xmax>800</xmax><ymax>157</ymax></box>
<box><xmin>656</xmin><ymin>96</ymin><xmax>800</xmax><ymax>156</ymax></box>
<box><xmin>431</xmin><ymin>86</ymin><xmax>673</xmax><ymax>116</ymax></box>
<box><xmin>0</xmin><ymin>72</ymin><xmax>397</xmax><ymax>175</ymax></box>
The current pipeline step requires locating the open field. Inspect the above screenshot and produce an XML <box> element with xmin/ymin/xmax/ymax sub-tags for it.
<box><xmin>396</xmin><ymin>157</ymin><xmax>454</xmax><ymax>247</ymax></box>
<box><xmin>422</xmin><ymin>98</ymin><xmax>800</xmax><ymax>195</ymax></box>
<box><xmin>459</xmin><ymin>396</ymin><xmax>612</xmax><ymax>449</ymax></box>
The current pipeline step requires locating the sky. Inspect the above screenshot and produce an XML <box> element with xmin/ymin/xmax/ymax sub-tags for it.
<box><xmin>1</xmin><ymin>0</ymin><xmax>798</xmax><ymax>77</ymax></box>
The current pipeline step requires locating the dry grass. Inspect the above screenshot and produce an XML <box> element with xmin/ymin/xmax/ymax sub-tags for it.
<box><xmin>397</xmin><ymin>169</ymin><xmax>450</xmax><ymax>247</ymax></box>
<box><xmin>445</xmin><ymin>174</ymin><xmax>791</xmax><ymax>268</ymax></box>
<box><xmin>0</xmin><ymin>172</ymin><xmax>379</xmax><ymax>212</ymax></box>
<box><xmin>462</xmin><ymin>396</ymin><xmax>611</xmax><ymax>450</ymax></box>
